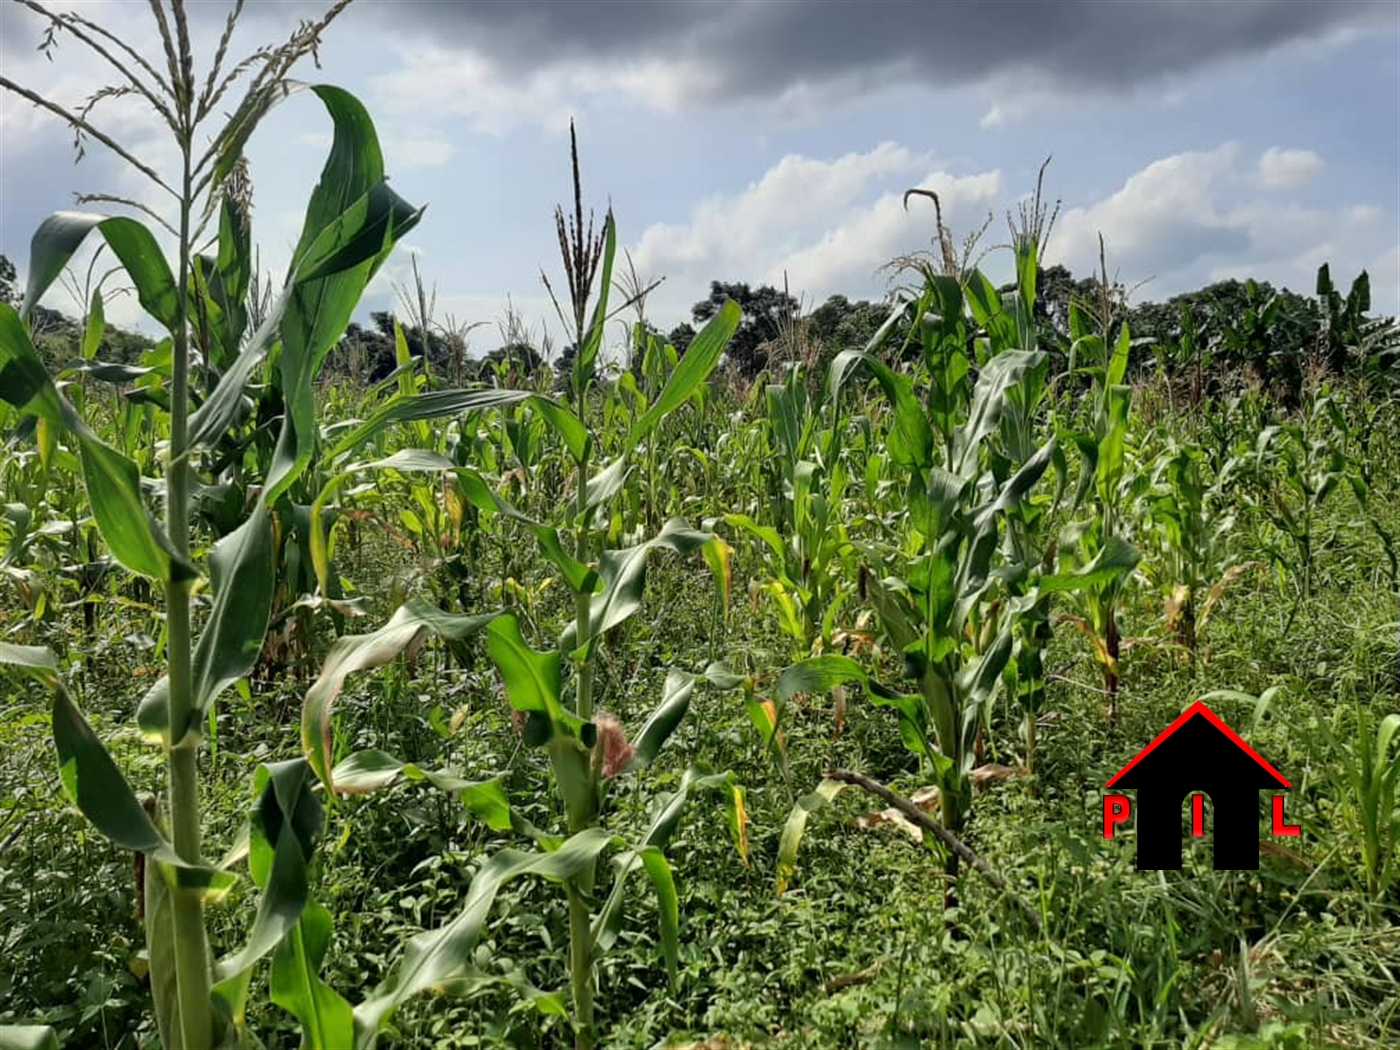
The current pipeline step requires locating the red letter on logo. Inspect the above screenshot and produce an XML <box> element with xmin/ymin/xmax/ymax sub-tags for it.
<box><xmin>1191</xmin><ymin>794</ymin><xmax>1205</xmax><ymax>837</ymax></box>
<box><xmin>1271</xmin><ymin>795</ymin><xmax>1300</xmax><ymax>836</ymax></box>
<box><xmin>1103</xmin><ymin>794</ymin><xmax>1131</xmax><ymax>838</ymax></box>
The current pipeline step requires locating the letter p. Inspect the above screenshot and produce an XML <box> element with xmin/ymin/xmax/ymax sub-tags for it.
<box><xmin>1103</xmin><ymin>794</ymin><xmax>1131</xmax><ymax>838</ymax></box>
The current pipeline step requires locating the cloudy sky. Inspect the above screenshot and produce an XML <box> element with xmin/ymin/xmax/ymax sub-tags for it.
<box><xmin>1</xmin><ymin>0</ymin><xmax>1397</xmax><ymax>350</ymax></box>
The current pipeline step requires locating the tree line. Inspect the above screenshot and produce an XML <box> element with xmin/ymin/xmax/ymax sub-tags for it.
<box><xmin>4</xmin><ymin>250</ymin><xmax>1394</xmax><ymax>403</ymax></box>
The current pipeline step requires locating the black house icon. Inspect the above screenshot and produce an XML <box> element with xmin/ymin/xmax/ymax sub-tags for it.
<box><xmin>1106</xmin><ymin>701</ymin><xmax>1290</xmax><ymax>870</ymax></box>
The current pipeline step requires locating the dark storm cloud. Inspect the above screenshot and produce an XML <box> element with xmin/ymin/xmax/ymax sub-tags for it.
<box><xmin>371</xmin><ymin>0</ymin><xmax>1395</xmax><ymax>101</ymax></box>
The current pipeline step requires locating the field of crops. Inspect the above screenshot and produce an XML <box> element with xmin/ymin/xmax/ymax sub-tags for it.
<box><xmin>2</xmin><ymin>4</ymin><xmax>1398</xmax><ymax>1050</ymax></box>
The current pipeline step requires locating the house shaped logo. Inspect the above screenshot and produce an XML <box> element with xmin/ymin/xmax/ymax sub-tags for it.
<box><xmin>1102</xmin><ymin>701</ymin><xmax>1299</xmax><ymax>870</ymax></box>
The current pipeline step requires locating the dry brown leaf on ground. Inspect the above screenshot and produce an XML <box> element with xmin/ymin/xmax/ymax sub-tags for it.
<box><xmin>970</xmin><ymin>762</ymin><xmax>1029</xmax><ymax>789</ymax></box>
<box><xmin>851</xmin><ymin>785</ymin><xmax>940</xmax><ymax>842</ymax></box>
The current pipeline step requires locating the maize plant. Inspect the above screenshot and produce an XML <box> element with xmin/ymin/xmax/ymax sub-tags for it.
<box><xmin>967</xmin><ymin>222</ymin><xmax>1066</xmax><ymax>775</ymax></box>
<box><xmin>1333</xmin><ymin>708</ymin><xmax>1400</xmax><ymax>902</ymax></box>
<box><xmin>0</xmin><ymin>0</ymin><xmax>545</xmax><ymax>1043</ymax></box>
<box><xmin>295</xmin><ymin>133</ymin><xmax>747</xmax><ymax>1048</ymax></box>
<box><xmin>726</xmin><ymin>362</ymin><xmax>857</xmax><ymax>657</ymax></box>
<box><xmin>1058</xmin><ymin>291</ymin><xmax>1141</xmax><ymax>725</ymax></box>
<box><xmin>1242</xmin><ymin>388</ymin><xmax>1355</xmax><ymax>603</ymax></box>
<box><xmin>1141</xmin><ymin>438</ymin><xmax>1255</xmax><ymax>656</ymax></box>
<box><xmin>775</xmin><ymin>268</ymin><xmax>1057</xmax><ymax>887</ymax></box>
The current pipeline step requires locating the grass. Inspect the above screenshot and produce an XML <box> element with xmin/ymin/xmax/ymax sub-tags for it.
<box><xmin>2</xmin><ymin>439</ymin><xmax>1398</xmax><ymax>1048</ymax></box>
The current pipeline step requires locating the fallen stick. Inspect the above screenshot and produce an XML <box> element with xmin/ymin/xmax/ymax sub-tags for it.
<box><xmin>826</xmin><ymin>767</ymin><xmax>1043</xmax><ymax>933</ymax></box>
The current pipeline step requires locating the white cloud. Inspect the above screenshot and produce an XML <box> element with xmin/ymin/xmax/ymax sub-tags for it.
<box><xmin>1256</xmin><ymin>147</ymin><xmax>1325</xmax><ymax>191</ymax></box>
<box><xmin>977</xmin><ymin>70</ymin><xmax>1075</xmax><ymax>130</ymax></box>
<box><xmin>1051</xmin><ymin>144</ymin><xmax>1248</xmax><ymax>280</ymax></box>
<box><xmin>370</xmin><ymin>45</ymin><xmax>711</xmax><ymax>136</ymax></box>
<box><xmin>777</xmin><ymin>170</ymin><xmax>1002</xmax><ymax>294</ymax></box>
<box><xmin>625</xmin><ymin>138</ymin><xmax>1398</xmax><ymax>327</ymax></box>
<box><xmin>384</xmin><ymin>134</ymin><xmax>454</xmax><ymax>170</ymax></box>
<box><xmin>1371</xmin><ymin>245</ymin><xmax>1400</xmax><ymax>316</ymax></box>
<box><xmin>627</xmin><ymin>143</ymin><xmax>1005</xmax><ymax>323</ymax></box>
<box><xmin>1048</xmin><ymin>144</ymin><xmax>1396</xmax><ymax>313</ymax></box>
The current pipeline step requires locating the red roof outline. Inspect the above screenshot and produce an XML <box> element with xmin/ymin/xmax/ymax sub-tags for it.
<box><xmin>1105</xmin><ymin>700</ymin><xmax>1291</xmax><ymax>789</ymax></box>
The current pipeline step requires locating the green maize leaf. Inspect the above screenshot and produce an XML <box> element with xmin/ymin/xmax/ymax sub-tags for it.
<box><xmin>69</xmin><ymin>361</ymin><xmax>158</xmax><ymax>384</ymax></box>
<box><xmin>625</xmin><ymin>299</ymin><xmax>740</xmax><ymax>452</ymax></box>
<box><xmin>186</xmin><ymin>285</ymin><xmax>293</xmax><ymax>450</ymax></box>
<box><xmin>213</xmin><ymin>759</ymin><xmax>323</xmax><ymax>1024</ymax></box>
<box><xmin>775</xmin><ymin>778</ymin><xmax>848</xmax><ymax>895</ymax></box>
<box><xmin>723</xmin><ymin>513</ymin><xmax>786</xmax><ymax>562</ymax></box>
<box><xmin>138</xmin><ymin>506</ymin><xmax>276</xmax><ymax>745</ymax></box>
<box><xmin>326</xmin><ymin>387</ymin><xmax>530</xmax><ymax>461</ymax></box>
<box><xmin>364</xmin><ymin>448</ymin><xmax>455</xmax><ymax>473</ymax></box>
<box><xmin>777</xmin><ymin>655</ymin><xmax>934</xmax><ymax>768</ymax></box>
<box><xmin>829</xmin><ymin>349</ymin><xmax>933</xmax><ymax>471</ymax></box>
<box><xmin>583</xmin><ymin>456</ymin><xmax>631</xmax><ymax>518</ymax></box>
<box><xmin>51</xmin><ymin>686</ymin><xmax>230</xmax><ymax>888</ymax></box>
<box><xmin>36</xmin><ymin>413</ymin><xmax>58</xmax><ymax>476</ymax></box>
<box><xmin>560</xmin><ymin>519</ymin><xmax>714</xmax><ymax>655</ymax></box>
<box><xmin>82</xmin><ymin>287</ymin><xmax>104</xmax><ymax>360</ymax></box>
<box><xmin>435</xmin><ymin>968</ymin><xmax>568</xmax><ymax>1017</ymax></box>
<box><xmin>702</xmin><ymin>663</ymin><xmax>750</xmax><ymax>690</ymax></box>
<box><xmin>593</xmin><ymin>768</ymin><xmax>744</xmax><ymax>959</ymax></box>
<box><xmin>955</xmin><ymin>350</ymin><xmax>1044</xmax><ymax>476</ymax></box>
<box><xmin>208</xmin><ymin>194</ymin><xmax>252</xmax><ymax>371</ymax></box>
<box><xmin>352</xmin><ymin>827</ymin><xmax>620</xmax><ymax>1047</ymax></box>
<box><xmin>264</xmin><ymin>85</ymin><xmax>423</xmax><ymax>505</ymax></box>
<box><xmin>864</xmin><ymin>574</ymin><xmax>921</xmax><ymax>653</ymax></box>
<box><xmin>143</xmin><ymin>836</ymin><xmax>182</xmax><ymax>1050</ymax></box>
<box><xmin>757</xmin><ymin>580</ymin><xmax>806</xmax><ymax>645</ymax></box>
<box><xmin>974</xmin><ymin>437</ymin><xmax>1057</xmax><ymax>529</ymax></box>
<box><xmin>1</xmin><ymin>502</ymin><xmax>33</xmax><ymax>563</ymax></box>
<box><xmin>528</xmin><ymin>395</ymin><xmax>590</xmax><ymax>464</ymax></box>
<box><xmin>627</xmin><ymin>671</ymin><xmax>696</xmax><ymax>771</ymax></box>
<box><xmin>329</xmin><ymin>749</ymin><xmax>516</xmax><ymax>834</ymax></box>
<box><xmin>1108</xmin><ymin>321</ymin><xmax>1131</xmax><ymax>387</ymax></box>
<box><xmin>0</xmin><ymin>304</ymin><xmax>191</xmax><ymax>582</ymax></box>
<box><xmin>638</xmin><ymin>846</ymin><xmax>680</xmax><ymax>985</ymax></box>
<box><xmin>533</xmin><ymin>525</ymin><xmax>598</xmax><ymax>595</ymax></box>
<box><xmin>55</xmin><ymin>685</ymin><xmax>172</xmax><ymax>856</ymax></box>
<box><xmin>956</xmin><ymin>629</ymin><xmax>1014</xmax><ymax>710</ymax></box>
<box><xmin>776</xmin><ymin>654</ymin><xmax>899</xmax><ymax>703</ymax></box>
<box><xmin>575</xmin><ymin>216</ymin><xmax>616</xmax><ymax>388</ymax></box>
<box><xmin>308</xmin><ymin>450</ymin><xmax>454</xmax><ymax>596</ymax></box>
<box><xmin>486</xmin><ymin>614</ymin><xmax>584</xmax><ymax>738</ymax></box>
<box><xmin>0</xmin><ymin>642</ymin><xmax>60</xmax><ymax>685</ymax></box>
<box><xmin>303</xmin><ymin>600</ymin><xmax>497</xmax><ymax>790</ymax></box>
<box><xmin>0</xmin><ymin>1027</ymin><xmax>60</xmax><ymax>1050</ymax></box>
<box><xmin>21</xmin><ymin>212</ymin><xmax>178</xmax><ymax>332</ymax></box>
<box><xmin>391</xmin><ymin>319</ymin><xmax>421</xmax><ymax>406</ymax></box>
<box><xmin>76</xmin><ymin>429</ymin><xmax>193</xmax><ymax>582</ymax></box>
<box><xmin>908</xmin><ymin>468</ymin><xmax>967</xmax><ymax>541</ymax></box>
<box><xmin>295</xmin><ymin>181</ymin><xmax>423</xmax><ymax>286</ymax></box>
<box><xmin>1040</xmin><ymin>534</ymin><xmax>1140</xmax><ymax>595</ymax></box>
<box><xmin>964</xmin><ymin>269</ymin><xmax>1019</xmax><ymax>352</ymax></box>
<box><xmin>452</xmin><ymin>468</ymin><xmax>541</xmax><ymax>526</ymax></box>
<box><xmin>270</xmin><ymin>903</ymin><xmax>355</xmax><ymax>1050</ymax></box>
